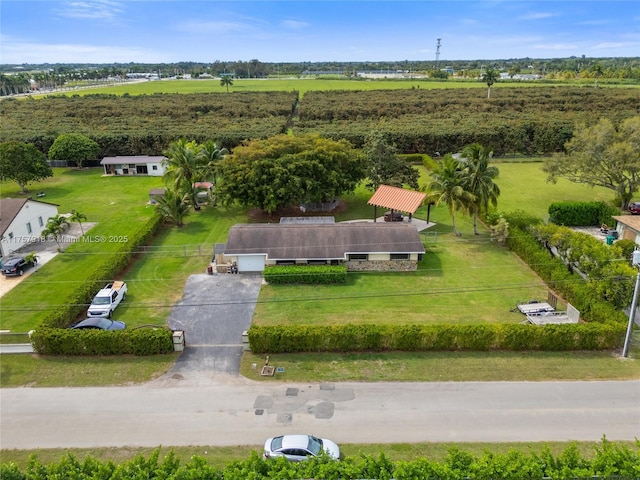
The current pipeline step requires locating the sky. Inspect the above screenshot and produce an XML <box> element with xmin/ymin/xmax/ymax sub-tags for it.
<box><xmin>1</xmin><ymin>0</ymin><xmax>639</xmax><ymax>64</ymax></box>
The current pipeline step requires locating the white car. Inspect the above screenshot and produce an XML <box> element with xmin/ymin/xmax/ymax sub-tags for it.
<box><xmin>263</xmin><ymin>434</ymin><xmax>341</xmax><ymax>462</ymax></box>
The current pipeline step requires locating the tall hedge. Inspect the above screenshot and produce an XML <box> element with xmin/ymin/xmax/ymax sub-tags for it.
<box><xmin>247</xmin><ymin>322</ymin><xmax>624</xmax><ymax>354</ymax></box>
<box><xmin>548</xmin><ymin>201</ymin><xmax>620</xmax><ymax>226</ymax></box>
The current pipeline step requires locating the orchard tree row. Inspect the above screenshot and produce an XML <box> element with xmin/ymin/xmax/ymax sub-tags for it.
<box><xmin>0</xmin><ymin>92</ymin><xmax>297</xmax><ymax>155</ymax></box>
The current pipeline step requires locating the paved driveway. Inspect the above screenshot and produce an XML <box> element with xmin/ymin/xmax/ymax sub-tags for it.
<box><xmin>166</xmin><ymin>273</ymin><xmax>263</xmax><ymax>378</ymax></box>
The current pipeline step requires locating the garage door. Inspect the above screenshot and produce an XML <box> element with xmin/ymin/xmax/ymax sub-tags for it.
<box><xmin>237</xmin><ymin>255</ymin><xmax>266</xmax><ymax>272</ymax></box>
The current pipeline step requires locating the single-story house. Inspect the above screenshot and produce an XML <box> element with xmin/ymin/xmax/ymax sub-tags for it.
<box><xmin>0</xmin><ymin>198</ymin><xmax>59</xmax><ymax>257</ymax></box>
<box><xmin>217</xmin><ymin>222</ymin><xmax>425</xmax><ymax>273</ymax></box>
<box><xmin>613</xmin><ymin>215</ymin><xmax>640</xmax><ymax>245</ymax></box>
<box><xmin>100</xmin><ymin>156</ymin><xmax>166</xmax><ymax>176</ymax></box>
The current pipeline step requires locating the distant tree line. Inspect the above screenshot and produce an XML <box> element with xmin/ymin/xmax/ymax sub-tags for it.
<box><xmin>1</xmin><ymin>56</ymin><xmax>639</xmax><ymax>95</ymax></box>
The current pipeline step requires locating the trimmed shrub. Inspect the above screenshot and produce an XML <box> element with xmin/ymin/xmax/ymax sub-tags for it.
<box><xmin>263</xmin><ymin>264</ymin><xmax>347</xmax><ymax>284</ymax></box>
<box><xmin>548</xmin><ymin>201</ymin><xmax>619</xmax><ymax>226</ymax></box>
<box><xmin>30</xmin><ymin>327</ymin><xmax>174</xmax><ymax>356</ymax></box>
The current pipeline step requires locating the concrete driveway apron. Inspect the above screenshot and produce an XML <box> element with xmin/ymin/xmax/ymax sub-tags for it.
<box><xmin>167</xmin><ymin>273</ymin><xmax>263</xmax><ymax>377</ymax></box>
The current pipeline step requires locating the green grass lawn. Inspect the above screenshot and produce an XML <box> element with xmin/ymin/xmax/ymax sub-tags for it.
<box><xmin>39</xmin><ymin>77</ymin><xmax>613</xmax><ymax>99</ymax></box>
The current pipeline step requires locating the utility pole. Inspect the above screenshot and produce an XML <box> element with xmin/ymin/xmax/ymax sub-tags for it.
<box><xmin>435</xmin><ymin>38</ymin><xmax>442</xmax><ymax>70</ymax></box>
<box><xmin>622</xmin><ymin>250</ymin><xmax>640</xmax><ymax>357</ymax></box>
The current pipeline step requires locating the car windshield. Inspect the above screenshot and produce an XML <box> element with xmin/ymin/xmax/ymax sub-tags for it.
<box><xmin>306</xmin><ymin>436</ymin><xmax>323</xmax><ymax>456</ymax></box>
<box><xmin>92</xmin><ymin>296</ymin><xmax>110</xmax><ymax>305</ymax></box>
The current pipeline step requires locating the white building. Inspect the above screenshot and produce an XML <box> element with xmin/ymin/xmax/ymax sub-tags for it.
<box><xmin>100</xmin><ymin>156</ymin><xmax>166</xmax><ymax>176</ymax></box>
<box><xmin>0</xmin><ymin>198</ymin><xmax>59</xmax><ymax>257</ymax></box>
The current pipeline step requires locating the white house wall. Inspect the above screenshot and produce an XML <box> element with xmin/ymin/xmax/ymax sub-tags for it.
<box><xmin>1</xmin><ymin>201</ymin><xmax>59</xmax><ymax>256</ymax></box>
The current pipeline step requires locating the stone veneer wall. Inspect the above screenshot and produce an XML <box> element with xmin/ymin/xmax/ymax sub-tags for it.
<box><xmin>346</xmin><ymin>260</ymin><xmax>417</xmax><ymax>272</ymax></box>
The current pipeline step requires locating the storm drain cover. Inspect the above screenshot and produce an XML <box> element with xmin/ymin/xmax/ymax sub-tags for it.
<box><xmin>314</xmin><ymin>402</ymin><xmax>335</xmax><ymax>419</ymax></box>
<box><xmin>255</xmin><ymin>409</ymin><xmax>264</xmax><ymax>415</ymax></box>
<box><xmin>285</xmin><ymin>388</ymin><xmax>299</xmax><ymax>396</ymax></box>
<box><xmin>277</xmin><ymin>412</ymin><xmax>292</xmax><ymax>424</ymax></box>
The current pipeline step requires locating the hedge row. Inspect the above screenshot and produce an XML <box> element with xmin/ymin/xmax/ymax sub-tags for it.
<box><xmin>248</xmin><ymin>322</ymin><xmax>625</xmax><ymax>354</ymax></box>
<box><xmin>263</xmin><ymin>264</ymin><xmax>347</xmax><ymax>284</ymax></box>
<box><xmin>30</xmin><ymin>327</ymin><xmax>174</xmax><ymax>356</ymax></box>
<box><xmin>3</xmin><ymin>439</ymin><xmax>637</xmax><ymax>480</ymax></box>
<box><xmin>548</xmin><ymin>201</ymin><xmax>620</xmax><ymax>227</ymax></box>
<box><xmin>506</xmin><ymin>223</ymin><xmax>628</xmax><ymax>325</ymax></box>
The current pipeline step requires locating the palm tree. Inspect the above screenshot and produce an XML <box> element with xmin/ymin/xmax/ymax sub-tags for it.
<box><xmin>163</xmin><ymin>138</ymin><xmax>207</xmax><ymax>211</ymax></box>
<box><xmin>154</xmin><ymin>188</ymin><xmax>190</xmax><ymax>227</ymax></box>
<box><xmin>461</xmin><ymin>144</ymin><xmax>501</xmax><ymax>235</ymax></box>
<box><xmin>199</xmin><ymin>140</ymin><xmax>228</xmax><ymax>205</ymax></box>
<box><xmin>482</xmin><ymin>68</ymin><xmax>499</xmax><ymax>99</ymax></box>
<box><xmin>592</xmin><ymin>63</ymin><xmax>603</xmax><ymax>88</ymax></box>
<box><xmin>69</xmin><ymin>210</ymin><xmax>87</xmax><ymax>235</ymax></box>
<box><xmin>426</xmin><ymin>155</ymin><xmax>475</xmax><ymax>237</ymax></box>
<box><xmin>41</xmin><ymin>215</ymin><xmax>70</xmax><ymax>251</ymax></box>
<box><xmin>220</xmin><ymin>76</ymin><xmax>233</xmax><ymax>92</ymax></box>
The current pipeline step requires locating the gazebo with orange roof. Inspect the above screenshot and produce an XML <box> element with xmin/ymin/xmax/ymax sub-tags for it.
<box><xmin>367</xmin><ymin>185</ymin><xmax>427</xmax><ymax>222</ymax></box>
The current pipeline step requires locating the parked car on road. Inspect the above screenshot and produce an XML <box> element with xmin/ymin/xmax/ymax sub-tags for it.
<box><xmin>263</xmin><ymin>434</ymin><xmax>341</xmax><ymax>462</ymax></box>
<box><xmin>70</xmin><ymin>318</ymin><xmax>126</xmax><ymax>330</ymax></box>
<box><xmin>1</xmin><ymin>256</ymin><xmax>36</xmax><ymax>276</ymax></box>
<box><xmin>629</xmin><ymin>202</ymin><xmax>640</xmax><ymax>215</ymax></box>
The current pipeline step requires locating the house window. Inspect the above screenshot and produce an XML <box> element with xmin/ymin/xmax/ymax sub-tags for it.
<box><xmin>38</xmin><ymin>216</ymin><xmax>44</xmax><ymax>227</ymax></box>
<box><xmin>8</xmin><ymin>232</ymin><xmax>14</xmax><ymax>239</ymax></box>
<box><xmin>26</xmin><ymin>222</ymin><xmax>32</xmax><ymax>234</ymax></box>
<box><xmin>152</xmin><ymin>165</ymin><xmax>158</xmax><ymax>171</ymax></box>
<box><xmin>349</xmin><ymin>254</ymin><xmax>368</xmax><ymax>261</ymax></box>
<box><xmin>390</xmin><ymin>253</ymin><xmax>409</xmax><ymax>260</ymax></box>
<box><xmin>275</xmin><ymin>260</ymin><xmax>295</xmax><ymax>265</ymax></box>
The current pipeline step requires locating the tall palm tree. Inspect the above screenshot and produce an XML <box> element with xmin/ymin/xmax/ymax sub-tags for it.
<box><xmin>69</xmin><ymin>210</ymin><xmax>87</xmax><ymax>235</ymax></box>
<box><xmin>154</xmin><ymin>188</ymin><xmax>190</xmax><ymax>227</ymax></box>
<box><xmin>199</xmin><ymin>140</ymin><xmax>228</xmax><ymax>206</ymax></box>
<box><xmin>426</xmin><ymin>155</ymin><xmax>475</xmax><ymax>237</ymax></box>
<box><xmin>461</xmin><ymin>144</ymin><xmax>501</xmax><ymax>235</ymax></box>
<box><xmin>482</xmin><ymin>67</ymin><xmax>499</xmax><ymax>99</ymax></box>
<box><xmin>592</xmin><ymin>63</ymin><xmax>603</xmax><ymax>88</ymax></box>
<box><xmin>163</xmin><ymin>139</ymin><xmax>207</xmax><ymax>210</ymax></box>
<box><xmin>220</xmin><ymin>76</ymin><xmax>233</xmax><ymax>92</ymax></box>
<box><xmin>41</xmin><ymin>215</ymin><xmax>70</xmax><ymax>251</ymax></box>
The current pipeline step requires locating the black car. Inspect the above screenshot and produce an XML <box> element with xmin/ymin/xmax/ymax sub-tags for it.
<box><xmin>629</xmin><ymin>202</ymin><xmax>640</xmax><ymax>215</ymax></box>
<box><xmin>1</xmin><ymin>256</ymin><xmax>36</xmax><ymax>276</ymax></box>
<box><xmin>70</xmin><ymin>318</ymin><xmax>126</xmax><ymax>330</ymax></box>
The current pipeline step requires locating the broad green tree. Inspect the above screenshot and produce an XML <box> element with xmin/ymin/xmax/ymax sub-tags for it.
<box><xmin>363</xmin><ymin>131</ymin><xmax>419</xmax><ymax>191</ymax></box>
<box><xmin>48</xmin><ymin>133</ymin><xmax>99</xmax><ymax>169</ymax></box>
<box><xmin>220</xmin><ymin>76</ymin><xmax>233</xmax><ymax>92</ymax></box>
<box><xmin>543</xmin><ymin>116</ymin><xmax>640</xmax><ymax>209</ymax></box>
<box><xmin>425</xmin><ymin>155</ymin><xmax>475</xmax><ymax>236</ymax></box>
<box><xmin>41</xmin><ymin>215</ymin><xmax>70</xmax><ymax>252</ymax></box>
<box><xmin>69</xmin><ymin>210</ymin><xmax>88</xmax><ymax>236</ymax></box>
<box><xmin>163</xmin><ymin>138</ymin><xmax>208</xmax><ymax>210</ymax></box>
<box><xmin>461</xmin><ymin>143</ymin><xmax>501</xmax><ymax>235</ymax></box>
<box><xmin>482</xmin><ymin>68</ymin><xmax>499</xmax><ymax>98</ymax></box>
<box><xmin>217</xmin><ymin>134</ymin><xmax>366</xmax><ymax>213</ymax></box>
<box><xmin>0</xmin><ymin>141</ymin><xmax>52</xmax><ymax>193</ymax></box>
<box><xmin>154</xmin><ymin>188</ymin><xmax>190</xmax><ymax>227</ymax></box>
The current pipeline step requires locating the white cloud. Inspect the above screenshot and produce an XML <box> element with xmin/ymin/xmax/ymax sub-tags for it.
<box><xmin>281</xmin><ymin>20</ymin><xmax>309</xmax><ymax>30</ymax></box>
<box><xmin>593</xmin><ymin>41</ymin><xmax>634</xmax><ymax>49</ymax></box>
<box><xmin>174</xmin><ymin>20</ymin><xmax>253</xmax><ymax>34</ymax></box>
<box><xmin>518</xmin><ymin>12</ymin><xmax>556</xmax><ymax>21</ymax></box>
<box><xmin>533</xmin><ymin>43</ymin><xmax>577</xmax><ymax>51</ymax></box>
<box><xmin>56</xmin><ymin>0</ymin><xmax>123</xmax><ymax>20</ymax></box>
<box><xmin>0</xmin><ymin>37</ymin><xmax>164</xmax><ymax>64</ymax></box>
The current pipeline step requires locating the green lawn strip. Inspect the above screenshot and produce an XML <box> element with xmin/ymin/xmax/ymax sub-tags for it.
<box><xmin>43</xmin><ymin>78</ymin><xmax>636</xmax><ymax>99</ymax></box>
<box><xmin>240</xmin><ymin>345</ymin><xmax>640</xmax><ymax>382</ymax></box>
<box><xmin>0</xmin><ymin>354</ymin><xmax>179</xmax><ymax>387</ymax></box>
<box><xmin>1</xmin><ymin>440</ymin><xmax>635</xmax><ymax>471</ymax></box>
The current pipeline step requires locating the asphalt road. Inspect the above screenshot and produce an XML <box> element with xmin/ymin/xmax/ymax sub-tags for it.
<box><xmin>1</xmin><ymin>378</ymin><xmax>638</xmax><ymax>449</ymax></box>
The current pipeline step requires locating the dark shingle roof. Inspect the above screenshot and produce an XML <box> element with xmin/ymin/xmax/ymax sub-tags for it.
<box><xmin>0</xmin><ymin>198</ymin><xmax>59</xmax><ymax>237</ymax></box>
<box><xmin>224</xmin><ymin>223</ymin><xmax>425</xmax><ymax>260</ymax></box>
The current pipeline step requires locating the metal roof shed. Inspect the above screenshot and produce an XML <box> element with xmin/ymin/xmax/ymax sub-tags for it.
<box><xmin>367</xmin><ymin>185</ymin><xmax>427</xmax><ymax>222</ymax></box>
